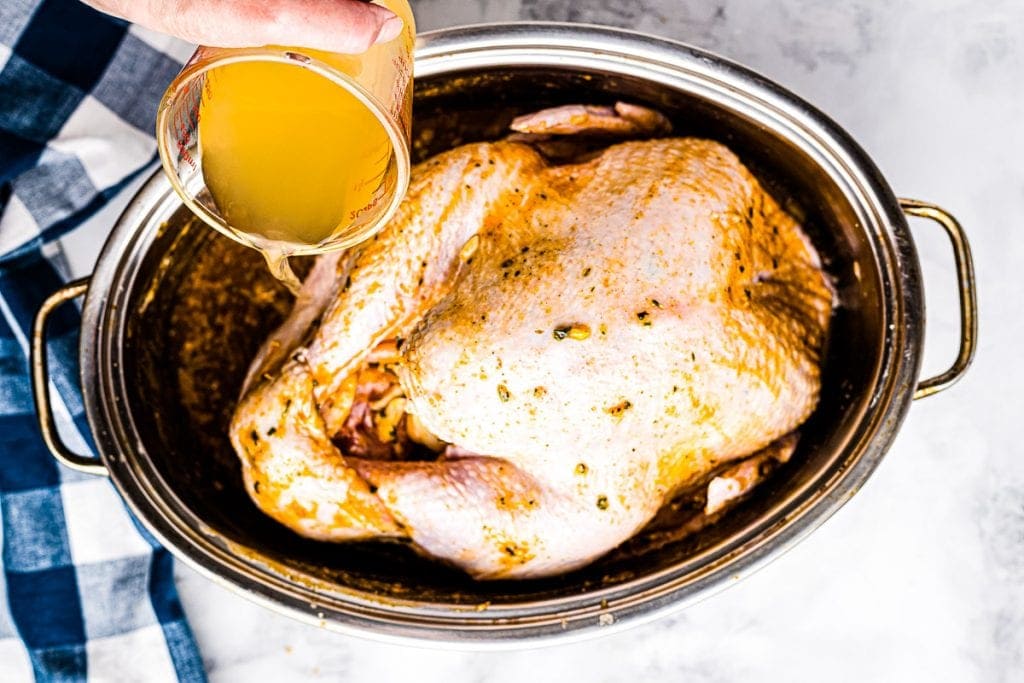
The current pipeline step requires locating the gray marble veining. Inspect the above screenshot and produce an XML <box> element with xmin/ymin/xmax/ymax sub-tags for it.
<box><xmin>61</xmin><ymin>0</ymin><xmax>1024</xmax><ymax>680</ymax></box>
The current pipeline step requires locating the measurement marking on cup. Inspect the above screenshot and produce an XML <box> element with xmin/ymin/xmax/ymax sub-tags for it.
<box><xmin>349</xmin><ymin>189</ymin><xmax>385</xmax><ymax>222</ymax></box>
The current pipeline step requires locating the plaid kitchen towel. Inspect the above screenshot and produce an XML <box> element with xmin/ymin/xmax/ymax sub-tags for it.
<box><xmin>0</xmin><ymin>1</ymin><xmax>205</xmax><ymax>681</ymax></box>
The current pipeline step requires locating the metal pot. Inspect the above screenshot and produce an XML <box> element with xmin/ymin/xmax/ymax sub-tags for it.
<box><xmin>31</xmin><ymin>24</ymin><xmax>976</xmax><ymax>646</ymax></box>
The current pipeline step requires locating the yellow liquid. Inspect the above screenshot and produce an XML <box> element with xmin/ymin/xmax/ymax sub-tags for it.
<box><xmin>197</xmin><ymin>57</ymin><xmax>394</xmax><ymax>248</ymax></box>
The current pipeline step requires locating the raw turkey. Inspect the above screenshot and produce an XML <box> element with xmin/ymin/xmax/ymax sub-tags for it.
<box><xmin>229</xmin><ymin>103</ymin><xmax>834</xmax><ymax>579</ymax></box>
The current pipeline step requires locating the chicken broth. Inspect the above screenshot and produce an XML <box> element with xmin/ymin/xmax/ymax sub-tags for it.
<box><xmin>199</xmin><ymin>57</ymin><xmax>394</xmax><ymax>242</ymax></box>
<box><xmin>256</xmin><ymin>243</ymin><xmax>303</xmax><ymax>295</ymax></box>
<box><xmin>197</xmin><ymin>58</ymin><xmax>397</xmax><ymax>292</ymax></box>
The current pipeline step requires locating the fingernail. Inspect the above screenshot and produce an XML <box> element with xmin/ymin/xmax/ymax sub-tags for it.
<box><xmin>375</xmin><ymin>15</ymin><xmax>404</xmax><ymax>44</ymax></box>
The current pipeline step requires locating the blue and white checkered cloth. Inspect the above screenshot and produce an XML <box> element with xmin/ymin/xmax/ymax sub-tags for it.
<box><xmin>1</xmin><ymin>1</ymin><xmax>205</xmax><ymax>680</ymax></box>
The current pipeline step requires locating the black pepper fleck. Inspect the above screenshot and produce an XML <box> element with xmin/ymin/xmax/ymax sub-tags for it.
<box><xmin>606</xmin><ymin>400</ymin><xmax>633</xmax><ymax>416</ymax></box>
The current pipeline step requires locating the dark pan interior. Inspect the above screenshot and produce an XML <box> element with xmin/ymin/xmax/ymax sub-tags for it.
<box><xmin>122</xmin><ymin>66</ymin><xmax>883</xmax><ymax>605</ymax></box>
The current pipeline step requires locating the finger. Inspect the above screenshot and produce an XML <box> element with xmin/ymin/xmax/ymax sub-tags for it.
<box><xmin>85</xmin><ymin>0</ymin><xmax>403</xmax><ymax>53</ymax></box>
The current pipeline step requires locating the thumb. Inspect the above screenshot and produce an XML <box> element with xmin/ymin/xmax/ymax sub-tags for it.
<box><xmin>84</xmin><ymin>0</ymin><xmax>404</xmax><ymax>54</ymax></box>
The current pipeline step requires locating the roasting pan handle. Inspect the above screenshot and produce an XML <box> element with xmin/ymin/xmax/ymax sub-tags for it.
<box><xmin>900</xmin><ymin>199</ymin><xmax>978</xmax><ymax>400</ymax></box>
<box><xmin>30</xmin><ymin>278</ymin><xmax>107</xmax><ymax>476</ymax></box>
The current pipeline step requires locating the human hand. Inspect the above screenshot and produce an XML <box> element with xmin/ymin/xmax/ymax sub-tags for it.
<box><xmin>82</xmin><ymin>0</ymin><xmax>403</xmax><ymax>53</ymax></box>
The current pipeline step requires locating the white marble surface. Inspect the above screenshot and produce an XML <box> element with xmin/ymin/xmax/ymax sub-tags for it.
<box><xmin>63</xmin><ymin>0</ymin><xmax>1024</xmax><ymax>680</ymax></box>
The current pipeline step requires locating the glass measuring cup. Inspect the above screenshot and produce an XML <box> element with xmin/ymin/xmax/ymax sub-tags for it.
<box><xmin>156</xmin><ymin>0</ymin><xmax>414</xmax><ymax>290</ymax></box>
